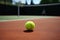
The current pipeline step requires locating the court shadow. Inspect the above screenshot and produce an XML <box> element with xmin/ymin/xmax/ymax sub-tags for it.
<box><xmin>24</xmin><ymin>30</ymin><xmax>33</xmax><ymax>33</ymax></box>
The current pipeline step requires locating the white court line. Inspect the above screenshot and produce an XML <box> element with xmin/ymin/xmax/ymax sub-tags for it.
<box><xmin>0</xmin><ymin>19</ymin><xmax>38</xmax><ymax>22</ymax></box>
<box><xmin>0</xmin><ymin>17</ymin><xmax>59</xmax><ymax>22</ymax></box>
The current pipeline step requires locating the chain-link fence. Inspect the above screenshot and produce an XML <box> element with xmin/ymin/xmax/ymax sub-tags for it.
<box><xmin>0</xmin><ymin>0</ymin><xmax>60</xmax><ymax>16</ymax></box>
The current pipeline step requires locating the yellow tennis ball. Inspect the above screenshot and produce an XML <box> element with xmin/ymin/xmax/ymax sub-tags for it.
<box><xmin>25</xmin><ymin>21</ymin><xmax>35</xmax><ymax>30</ymax></box>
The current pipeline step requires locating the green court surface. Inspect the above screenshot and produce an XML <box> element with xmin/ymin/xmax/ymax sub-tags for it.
<box><xmin>0</xmin><ymin>16</ymin><xmax>59</xmax><ymax>21</ymax></box>
<box><xmin>0</xmin><ymin>16</ymin><xmax>40</xmax><ymax>20</ymax></box>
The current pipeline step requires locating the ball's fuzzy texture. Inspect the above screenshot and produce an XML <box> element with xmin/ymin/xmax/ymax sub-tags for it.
<box><xmin>25</xmin><ymin>21</ymin><xmax>35</xmax><ymax>30</ymax></box>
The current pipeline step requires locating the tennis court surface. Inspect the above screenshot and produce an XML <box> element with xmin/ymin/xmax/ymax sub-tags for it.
<box><xmin>0</xmin><ymin>16</ymin><xmax>60</xmax><ymax>40</ymax></box>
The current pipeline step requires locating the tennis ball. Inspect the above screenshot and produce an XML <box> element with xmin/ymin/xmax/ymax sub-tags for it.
<box><xmin>25</xmin><ymin>21</ymin><xmax>35</xmax><ymax>30</ymax></box>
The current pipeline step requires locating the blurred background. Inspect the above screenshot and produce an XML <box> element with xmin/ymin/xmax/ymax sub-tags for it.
<box><xmin>0</xmin><ymin>0</ymin><xmax>60</xmax><ymax>5</ymax></box>
<box><xmin>0</xmin><ymin>0</ymin><xmax>60</xmax><ymax>16</ymax></box>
